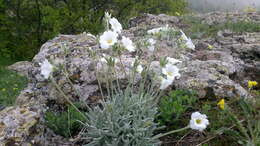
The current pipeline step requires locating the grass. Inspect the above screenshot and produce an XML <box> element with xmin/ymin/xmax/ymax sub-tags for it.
<box><xmin>181</xmin><ymin>16</ymin><xmax>260</xmax><ymax>39</ymax></box>
<box><xmin>45</xmin><ymin>102</ymin><xmax>86</xmax><ymax>138</ymax></box>
<box><xmin>0</xmin><ymin>59</ymin><xmax>28</xmax><ymax>108</ymax></box>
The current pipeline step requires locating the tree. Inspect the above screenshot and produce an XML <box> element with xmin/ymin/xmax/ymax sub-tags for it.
<box><xmin>0</xmin><ymin>0</ymin><xmax>187</xmax><ymax>62</ymax></box>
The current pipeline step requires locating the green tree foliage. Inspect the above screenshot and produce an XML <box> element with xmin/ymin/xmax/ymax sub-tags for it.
<box><xmin>0</xmin><ymin>0</ymin><xmax>187</xmax><ymax>62</ymax></box>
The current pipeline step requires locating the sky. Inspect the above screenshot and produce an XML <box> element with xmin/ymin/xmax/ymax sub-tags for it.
<box><xmin>187</xmin><ymin>0</ymin><xmax>260</xmax><ymax>12</ymax></box>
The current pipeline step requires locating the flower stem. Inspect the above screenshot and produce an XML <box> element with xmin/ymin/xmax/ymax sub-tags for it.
<box><xmin>152</xmin><ymin>126</ymin><xmax>190</xmax><ymax>140</ymax></box>
<box><xmin>50</xmin><ymin>77</ymin><xmax>88</xmax><ymax>120</ymax></box>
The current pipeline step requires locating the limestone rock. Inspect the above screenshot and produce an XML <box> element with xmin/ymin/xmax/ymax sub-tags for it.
<box><xmin>7</xmin><ymin>61</ymin><xmax>32</xmax><ymax>78</ymax></box>
<box><xmin>0</xmin><ymin>106</ymin><xmax>39</xmax><ymax>145</ymax></box>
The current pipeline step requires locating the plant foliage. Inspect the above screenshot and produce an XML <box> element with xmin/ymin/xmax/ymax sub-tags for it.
<box><xmin>45</xmin><ymin>103</ymin><xmax>86</xmax><ymax>138</ymax></box>
<box><xmin>157</xmin><ymin>89</ymin><xmax>197</xmax><ymax>127</ymax></box>
<box><xmin>82</xmin><ymin>93</ymin><xmax>160</xmax><ymax>146</ymax></box>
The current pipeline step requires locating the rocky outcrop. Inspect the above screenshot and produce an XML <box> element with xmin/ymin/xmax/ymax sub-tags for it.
<box><xmin>2</xmin><ymin>12</ymin><xmax>260</xmax><ymax>145</ymax></box>
<box><xmin>0</xmin><ymin>106</ymin><xmax>39</xmax><ymax>145</ymax></box>
<box><xmin>7</xmin><ymin>61</ymin><xmax>32</xmax><ymax>78</ymax></box>
<box><xmin>194</xmin><ymin>11</ymin><xmax>260</xmax><ymax>25</ymax></box>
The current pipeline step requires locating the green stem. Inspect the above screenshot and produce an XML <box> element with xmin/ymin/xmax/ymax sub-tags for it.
<box><xmin>152</xmin><ymin>126</ymin><xmax>189</xmax><ymax>140</ymax></box>
<box><xmin>50</xmin><ymin>77</ymin><xmax>88</xmax><ymax>120</ymax></box>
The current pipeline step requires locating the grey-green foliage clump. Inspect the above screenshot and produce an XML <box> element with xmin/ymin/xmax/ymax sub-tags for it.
<box><xmin>83</xmin><ymin>92</ymin><xmax>160</xmax><ymax>146</ymax></box>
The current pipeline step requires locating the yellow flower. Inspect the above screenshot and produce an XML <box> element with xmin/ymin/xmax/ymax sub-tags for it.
<box><xmin>248</xmin><ymin>81</ymin><xmax>258</xmax><ymax>89</ymax></box>
<box><xmin>175</xmin><ymin>12</ymin><xmax>180</xmax><ymax>16</ymax></box>
<box><xmin>217</xmin><ymin>99</ymin><xmax>225</xmax><ymax>110</ymax></box>
<box><xmin>208</xmin><ymin>44</ymin><xmax>213</xmax><ymax>49</ymax></box>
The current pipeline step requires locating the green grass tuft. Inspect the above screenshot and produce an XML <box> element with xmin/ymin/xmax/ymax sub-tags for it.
<box><xmin>0</xmin><ymin>65</ymin><xmax>27</xmax><ymax>107</ymax></box>
<box><xmin>45</xmin><ymin>103</ymin><xmax>86</xmax><ymax>138</ymax></box>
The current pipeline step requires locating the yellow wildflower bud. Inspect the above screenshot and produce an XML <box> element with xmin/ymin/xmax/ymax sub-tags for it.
<box><xmin>175</xmin><ymin>12</ymin><xmax>180</xmax><ymax>16</ymax></box>
<box><xmin>248</xmin><ymin>81</ymin><xmax>258</xmax><ymax>89</ymax></box>
<box><xmin>217</xmin><ymin>99</ymin><xmax>225</xmax><ymax>110</ymax></box>
<box><xmin>208</xmin><ymin>44</ymin><xmax>213</xmax><ymax>49</ymax></box>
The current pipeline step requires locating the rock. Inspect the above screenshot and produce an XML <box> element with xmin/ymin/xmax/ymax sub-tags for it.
<box><xmin>0</xmin><ymin>106</ymin><xmax>39</xmax><ymax>145</ymax></box>
<box><xmin>7</xmin><ymin>61</ymin><xmax>32</xmax><ymax>77</ymax></box>
<box><xmin>197</xmin><ymin>12</ymin><xmax>260</xmax><ymax>25</ymax></box>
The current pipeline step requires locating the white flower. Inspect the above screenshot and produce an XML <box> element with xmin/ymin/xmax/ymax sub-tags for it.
<box><xmin>131</xmin><ymin>61</ymin><xmax>143</xmax><ymax>74</ymax></box>
<box><xmin>166</xmin><ymin>57</ymin><xmax>182</xmax><ymax>65</ymax></box>
<box><xmin>105</xmin><ymin>12</ymin><xmax>111</xmax><ymax>20</ymax></box>
<box><xmin>159</xmin><ymin>77</ymin><xmax>173</xmax><ymax>90</ymax></box>
<box><xmin>189</xmin><ymin>112</ymin><xmax>209</xmax><ymax>131</ymax></box>
<box><xmin>100</xmin><ymin>57</ymin><xmax>107</xmax><ymax>63</ymax></box>
<box><xmin>136</xmin><ymin>65</ymin><xmax>143</xmax><ymax>74</ymax></box>
<box><xmin>147</xmin><ymin>25</ymin><xmax>169</xmax><ymax>35</ymax></box>
<box><xmin>162</xmin><ymin>64</ymin><xmax>181</xmax><ymax>80</ymax></box>
<box><xmin>148</xmin><ymin>38</ymin><xmax>156</xmax><ymax>45</ymax></box>
<box><xmin>147</xmin><ymin>28</ymin><xmax>161</xmax><ymax>35</ymax></box>
<box><xmin>180</xmin><ymin>30</ymin><xmax>188</xmax><ymax>41</ymax></box>
<box><xmin>40</xmin><ymin>59</ymin><xmax>53</xmax><ymax>79</ymax></box>
<box><xmin>186</xmin><ymin>38</ymin><xmax>195</xmax><ymax>50</ymax></box>
<box><xmin>180</xmin><ymin>30</ymin><xmax>195</xmax><ymax>50</ymax></box>
<box><xmin>109</xmin><ymin>17</ymin><xmax>122</xmax><ymax>33</ymax></box>
<box><xmin>99</xmin><ymin>31</ymin><xmax>118</xmax><ymax>49</ymax></box>
<box><xmin>147</xmin><ymin>38</ymin><xmax>156</xmax><ymax>52</ymax></box>
<box><xmin>121</xmin><ymin>36</ymin><xmax>135</xmax><ymax>52</ymax></box>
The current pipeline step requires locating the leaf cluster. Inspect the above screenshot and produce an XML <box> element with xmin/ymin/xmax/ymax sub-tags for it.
<box><xmin>82</xmin><ymin>93</ymin><xmax>160</xmax><ymax>146</ymax></box>
<box><xmin>45</xmin><ymin>103</ymin><xmax>86</xmax><ymax>138</ymax></box>
<box><xmin>157</xmin><ymin>89</ymin><xmax>197</xmax><ymax>127</ymax></box>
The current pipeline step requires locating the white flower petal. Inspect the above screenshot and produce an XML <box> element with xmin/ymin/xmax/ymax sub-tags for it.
<box><xmin>159</xmin><ymin>77</ymin><xmax>173</xmax><ymax>90</ymax></box>
<box><xmin>40</xmin><ymin>59</ymin><xmax>53</xmax><ymax>79</ymax></box>
<box><xmin>189</xmin><ymin>112</ymin><xmax>209</xmax><ymax>131</ymax></box>
<box><xmin>166</xmin><ymin>57</ymin><xmax>182</xmax><ymax>65</ymax></box>
<box><xmin>180</xmin><ymin>30</ymin><xmax>195</xmax><ymax>50</ymax></box>
<box><xmin>121</xmin><ymin>36</ymin><xmax>135</xmax><ymax>52</ymax></box>
<box><xmin>186</xmin><ymin>38</ymin><xmax>195</xmax><ymax>50</ymax></box>
<box><xmin>99</xmin><ymin>31</ymin><xmax>118</xmax><ymax>49</ymax></box>
<box><xmin>147</xmin><ymin>38</ymin><xmax>156</xmax><ymax>52</ymax></box>
<box><xmin>105</xmin><ymin>12</ymin><xmax>111</xmax><ymax>20</ymax></box>
<box><xmin>109</xmin><ymin>18</ymin><xmax>122</xmax><ymax>33</ymax></box>
<box><xmin>147</xmin><ymin>25</ymin><xmax>169</xmax><ymax>35</ymax></box>
<box><xmin>161</xmin><ymin>64</ymin><xmax>180</xmax><ymax>80</ymax></box>
<box><xmin>136</xmin><ymin>65</ymin><xmax>143</xmax><ymax>74</ymax></box>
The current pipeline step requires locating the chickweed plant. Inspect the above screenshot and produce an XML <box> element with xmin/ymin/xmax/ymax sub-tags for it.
<box><xmin>157</xmin><ymin>89</ymin><xmax>197</xmax><ymax>128</ymax></box>
<box><xmin>41</xmin><ymin>12</ymin><xmax>209</xmax><ymax>145</ymax></box>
